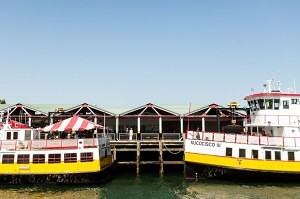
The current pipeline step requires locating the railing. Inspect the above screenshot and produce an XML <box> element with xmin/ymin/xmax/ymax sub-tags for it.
<box><xmin>0</xmin><ymin>138</ymin><xmax>99</xmax><ymax>151</ymax></box>
<box><xmin>110</xmin><ymin>133</ymin><xmax>182</xmax><ymax>141</ymax></box>
<box><xmin>187</xmin><ymin>131</ymin><xmax>300</xmax><ymax>148</ymax></box>
<box><xmin>249</xmin><ymin>115</ymin><xmax>300</xmax><ymax>126</ymax></box>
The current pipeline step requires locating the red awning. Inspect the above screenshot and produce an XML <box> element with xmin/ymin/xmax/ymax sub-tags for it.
<box><xmin>41</xmin><ymin>115</ymin><xmax>103</xmax><ymax>132</ymax></box>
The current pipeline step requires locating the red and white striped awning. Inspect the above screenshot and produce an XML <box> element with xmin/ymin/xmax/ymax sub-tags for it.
<box><xmin>41</xmin><ymin>115</ymin><xmax>103</xmax><ymax>132</ymax></box>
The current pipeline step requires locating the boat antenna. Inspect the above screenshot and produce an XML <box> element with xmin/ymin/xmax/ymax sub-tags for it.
<box><xmin>294</xmin><ymin>79</ymin><xmax>297</xmax><ymax>94</ymax></box>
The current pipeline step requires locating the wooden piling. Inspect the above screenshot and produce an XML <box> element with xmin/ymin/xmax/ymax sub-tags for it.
<box><xmin>110</xmin><ymin>140</ymin><xmax>184</xmax><ymax>175</ymax></box>
<box><xmin>159</xmin><ymin>141</ymin><xmax>164</xmax><ymax>175</ymax></box>
<box><xmin>136</xmin><ymin>141</ymin><xmax>140</xmax><ymax>175</ymax></box>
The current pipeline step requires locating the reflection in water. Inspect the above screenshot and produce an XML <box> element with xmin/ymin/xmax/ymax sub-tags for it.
<box><xmin>180</xmin><ymin>180</ymin><xmax>300</xmax><ymax>199</ymax></box>
<box><xmin>1</xmin><ymin>174</ymin><xmax>300</xmax><ymax>199</ymax></box>
<box><xmin>0</xmin><ymin>186</ymin><xmax>104</xmax><ymax>199</ymax></box>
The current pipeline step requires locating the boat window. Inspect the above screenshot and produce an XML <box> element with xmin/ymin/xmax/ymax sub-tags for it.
<box><xmin>80</xmin><ymin>152</ymin><xmax>93</xmax><ymax>162</ymax></box>
<box><xmin>288</xmin><ymin>152</ymin><xmax>295</xmax><ymax>161</ymax></box>
<box><xmin>251</xmin><ymin>150</ymin><xmax>258</xmax><ymax>159</ymax></box>
<box><xmin>283</xmin><ymin>100</ymin><xmax>289</xmax><ymax>109</ymax></box>
<box><xmin>25</xmin><ymin>130</ymin><xmax>31</xmax><ymax>140</ymax></box>
<box><xmin>258</xmin><ymin>99</ymin><xmax>265</xmax><ymax>110</ymax></box>
<box><xmin>33</xmin><ymin>154</ymin><xmax>45</xmax><ymax>164</ymax></box>
<box><xmin>13</xmin><ymin>132</ymin><xmax>18</xmax><ymax>140</ymax></box>
<box><xmin>275</xmin><ymin>151</ymin><xmax>281</xmax><ymax>160</ymax></box>
<box><xmin>2</xmin><ymin>154</ymin><xmax>14</xmax><ymax>164</ymax></box>
<box><xmin>254</xmin><ymin>100</ymin><xmax>259</xmax><ymax>110</ymax></box>
<box><xmin>265</xmin><ymin>99</ymin><xmax>273</xmax><ymax>110</ymax></box>
<box><xmin>239</xmin><ymin>149</ymin><xmax>246</xmax><ymax>158</ymax></box>
<box><xmin>252</xmin><ymin>101</ymin><xmax>257</xmax><ymax>111</ymax></box>
<box><xmin>274</xmin><ymin>99</ymin><xmax>280</xmax><ymax>110</ymax></box>
<box><xmin>48</xmin><ymin>154</ymin><xmax>61</xmax><ymax>164</ymax></box>
<box><xmin>265</xmin><ymin>151</ymin><xmax>271</xmax><ymax>160</ymax></box>
<box><xmin>6</xmin><ymin>132</ymin><xmax>11</xmax><ymax>140</ymax></box>
<box><xmin>64</xmin><ymin>153</ymin><xmax>77</xmax><ymax>163</ymax></box>
<box><xmin>248</xmin><ymin>101</ymin><xmax>253</xmax><ymax>111</ymax></box>
<box><xmin>17</xmin><ymin>154</ymin><xmax>30</xmax><ymax>164</ymax></box>
<box><xmin>225</xmin><ymin>148</ymin><xmax>232</xmax><ymax>156</ymax></box>
<box><xmin>291</xmin><ymin>99</ymin><xmax>300</xmax><ymax>105</ymax></box>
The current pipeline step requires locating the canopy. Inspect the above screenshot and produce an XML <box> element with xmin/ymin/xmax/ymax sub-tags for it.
<box><xmin>41</xmin><ymin>115</ymin><xmax>103</xmax><ymax>132</ymax></box>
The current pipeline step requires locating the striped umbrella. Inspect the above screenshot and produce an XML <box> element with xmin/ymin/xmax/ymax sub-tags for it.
<box><xmin>41</xmin><ymin>115</ymin><xmax>103</xmax><ymax>132</ymax></box>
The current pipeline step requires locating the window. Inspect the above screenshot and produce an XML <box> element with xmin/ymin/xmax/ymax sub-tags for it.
<box><xmin>274</xmin><ymin>99</ymin><xmax>280</xmax><ymax>110</ymax></box>
<box><xmin>239</xmin><ymin>149</ymin><xmax>246</xmax><ymax>158</ymax></box>
<box><xmin>2</xmin><ymin>154</ymin><xmax>14</xmax><ymax>164</ymax></box>
<box><xmin>13</xmin><ymin>132</ymin><xmax>18</xmax><ymax>140</ymax></box>
<box><xmin>25</xmin><ymin>130</ymin><xmax>31</xmax><ymax>140</ymax></box>
<box><xmin>64</xmin><ymin>153</ymin><xmax>77</xmax><ymax>163</ymax></box>
<box><xmin>291</xmin><ymin>99</ymin><xmax>300</xmax><ymax>105</ymax></box>
<box><xmin>283</xmin><ymin>100</ymin><xmax>289</xmax><ymax>109</ymax></box>
<box><xmin>258</xmin><ymin>99</ymin><xmax>265</xmax><ymax>110</ymax></box>
<box><xmin>288</xmin><ymin>152</ymin><xmax>295</xmax><ymax>161</ymax></box>
<box><xmin>254</xmin><ymin>100</ymin><xmax>259</xmax><ymax>110</ymax></box>
<box><xmin>17</xmin><ymin>154</ymin><xmax>30</xmax><ymax>164</ymax></box>
<box><xmin>275</xmin><ymin>151</ymin><xmax>281</xmax><ymax>160</ymax></box>
<box><xmin>226</xmin><ymin>148</ymin><xmax>232</xmax><ymax>156</ymax></box>
<box><xmin>48</xmin><ymin>154</ymin><xmax>61</xmax><ymax>164</ymax></box>
<box><xmin>33</xmin><ymin>154</ymin><xmax>45</xmax><ymax>164</ymax></box>
<box><xmin>80</xmin><ymin>152</ymin><xmax>93</xmax><ymax>162</ymax></box>
<box><xmin>265</xmin><ymin>151</ymin><xmax>271</xmax><ymax>160</ymax></box>
<box><xmin>252</xmin><ymin>150</ymin><xmax>258</xmax><ymax>159</ymax></box>
<box><xmin>6</xmin><ymin>132</ymin><xmax>11</xmax><ymax>140</ymax></box>
<box><xmin>265</xmin><ymin>99</ymin><xmax>273</xmax><ymax>109</ymax></box>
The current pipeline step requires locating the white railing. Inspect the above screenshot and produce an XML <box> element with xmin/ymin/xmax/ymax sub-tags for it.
<box><xmin>0</xmin><ymin>138</ymin><xmax>99</xmax><ymax>151</ymax></box>
<box><xmin>249</xmin><ymin>115</ymin><xmax>300</xmax><ymax>126</ymax></box>
<box><xmin>187</xmin><ymin>131</ymin><xmax>300</xmax><ymax>148</ymax></box>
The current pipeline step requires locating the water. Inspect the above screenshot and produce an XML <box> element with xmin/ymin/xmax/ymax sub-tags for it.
<box><xmin>1</xmin><ymin>172</ymin><xmax>300</xmax><ymax>199</ymax></box>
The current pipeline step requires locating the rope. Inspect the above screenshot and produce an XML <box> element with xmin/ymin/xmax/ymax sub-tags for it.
<box><xmin>163</xmin><ymin>143</ymin><xmax>184</xmax><ymax>155</ymax></box>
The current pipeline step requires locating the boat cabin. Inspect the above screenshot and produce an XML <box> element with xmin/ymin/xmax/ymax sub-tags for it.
<box><xmin>0</xmin><ymin>123</ymin><xmax>39</xmax><ymax>141</ymax></box>
<box><xmin>244</xmin><ymin>80</ymin><xmax>300</xmax><ymax>138</ymax></box>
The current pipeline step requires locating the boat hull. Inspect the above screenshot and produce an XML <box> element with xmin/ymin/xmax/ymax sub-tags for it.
<box><xmin>185</xmin><ymin>161</ymin><xmax>300</xmax><ymax>182</ymax></box>
<box><xmin>0</xmin><ymin>161</ymin><xmax>115</xmax><ymax>184</ymax></box>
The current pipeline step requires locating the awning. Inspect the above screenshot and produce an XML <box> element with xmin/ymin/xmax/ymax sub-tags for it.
<box><xmin>41</xmin><ymin>115</ymin><xmax>103</xmax><ymax>132</ymax></box>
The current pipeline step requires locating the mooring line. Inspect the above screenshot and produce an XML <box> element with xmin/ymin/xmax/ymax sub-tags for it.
<box><xmin>163</xmin><ymin>143</ymin><xmax>184</xmax><ymax>155</ymax></box>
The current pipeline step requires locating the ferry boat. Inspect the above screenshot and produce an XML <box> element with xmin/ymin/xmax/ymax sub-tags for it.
<box><xmin>185</xmin><ymin>79</ymin><xmax>300</xmax><ymax>181</ymax></box>
<box><xmin>0</xmin><ymin>116</ymin><xmax>113</xmax><ymax>184</ymax></box>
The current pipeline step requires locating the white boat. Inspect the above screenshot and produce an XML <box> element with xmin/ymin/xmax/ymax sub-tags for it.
<box><xmin>0</xmin><ymin>116</ymin><xmax>113</xmax><ymax>184</ymax></box>
<box><xmin>185</xmin><ymin>79</ymin><xmax>300</xmax><ymax>180</ymax></box>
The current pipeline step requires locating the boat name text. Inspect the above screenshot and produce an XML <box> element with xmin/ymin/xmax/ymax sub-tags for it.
<box><xmin>190</xmin><ymin>140</ymin><xmax>221</xmax><ymax>147</ymax></box>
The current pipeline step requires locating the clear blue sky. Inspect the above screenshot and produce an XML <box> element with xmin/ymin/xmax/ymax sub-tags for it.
<box><xmin>1</xmin><ymin>0</ymin><xmax>299</xmax><ymax>107</ymax></box>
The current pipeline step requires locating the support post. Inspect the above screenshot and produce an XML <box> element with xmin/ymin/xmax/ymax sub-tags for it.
<box><xmin>136</xmin><ymin>141</ymin><xmax>140</xmax><ymax>175</ymax></box>
<box><xmin>180</xmin><ymin>116</ymin><xmax>184</xmax><ymax>136</ymax></box>
<box><xmin>116</xmin><ymin>116</ymin><xmax>119</xmax><ymax>138</ymax></box>
<box><xmin>159</xmin><ymin>141</ymin><xmax>164</xmax><ymax>175</ymax></box>
<box><xmin>113</xmin><ymin>147</ymin><xmax>117</xmax><ymax>162</ymax></box>
<box><xmin>202</xmin><ymin>117</ymin><xmax>205</xmax><ymax>132</ymax></box>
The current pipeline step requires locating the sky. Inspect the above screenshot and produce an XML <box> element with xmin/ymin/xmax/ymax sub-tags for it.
<box><xmin>1</xmin><ymin>0</ymin><xmax>300</xmax><ymax>107</ymax></box>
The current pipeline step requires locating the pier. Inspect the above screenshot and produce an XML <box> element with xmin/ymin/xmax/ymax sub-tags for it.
<box><xmin>110</xmin><ymin>133</ymin><xmax>184</xmax><ymax>175</ymax></box>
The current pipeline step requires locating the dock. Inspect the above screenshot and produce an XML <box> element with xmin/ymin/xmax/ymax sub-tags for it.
<box><xmin>110</xmin><ymin>133</ymin><xmax>184</xmax><ymax>175</ymax></box>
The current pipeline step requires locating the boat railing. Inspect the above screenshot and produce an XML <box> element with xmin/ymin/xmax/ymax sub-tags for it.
<box><xmin>249</xmin><ymin>115</ymin><xmax>300</xmax><ymax>126</ymax></box>
<box><xmin>0</xmin><ymin>138</ymin><xmax>99</xmax><ymax>151</ymax></box>
<box><xmin>187</xmin><ymin>131</ymin><xmax>300</xmax><ymax>148</ymax></box>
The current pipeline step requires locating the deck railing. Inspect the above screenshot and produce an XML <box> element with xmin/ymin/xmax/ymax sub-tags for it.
<box><xmin>187</xmin><ymin>131</ymin><xmax>300</xmax><ymax>148</ymax></box>
<box><xmin>248</xmin><ymin>115</ymin><xmax>300</xmax><ymax>126</ymax></box>
<box><xmin>0</xmin><ymin>138</ymin><xmax>99</xmax><ymax>151</ymax></box>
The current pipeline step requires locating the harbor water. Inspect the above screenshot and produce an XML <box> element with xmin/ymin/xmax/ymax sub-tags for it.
<box><xmin>1</xmin><ymin>171</ymin><xmax>300</xmax><ymax>199</ymax></box>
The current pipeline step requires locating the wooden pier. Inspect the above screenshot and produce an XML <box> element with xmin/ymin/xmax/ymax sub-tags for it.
<box><xmin>110</xmin><ymin>135</ymin><xmax>184</xmax><ymax>175</ymax></box>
